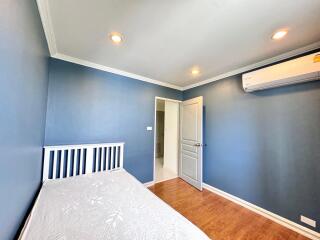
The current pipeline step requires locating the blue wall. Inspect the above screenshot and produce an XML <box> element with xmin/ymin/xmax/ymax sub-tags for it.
<box><xmin>45</xmin><ymin>59</ymin><xmax>182</xmax><ymax>183</ymax></box>
<box><xmin>46</xmin><ymin>58</ymin><xmax>319</xmax><ymax>232</ymax></box>
<box><xmin>1</xmin><ymin>1</ymin><xmax>318</xmax><ymax>235</ymax></box>
<box><xmin>0</xmin><ymin>1</ymin><xmax>49</xmax><ymax>239</ymax></box>
<box><xmin>183</xmin><ymin>76</ymin><xmax>320</xmax><ymax>232</ymax></box>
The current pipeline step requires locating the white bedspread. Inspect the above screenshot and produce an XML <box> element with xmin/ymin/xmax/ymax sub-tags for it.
<box><xmin>20</xmin><ymin>169</ymin><xmax>210</xmax><ymax>240</ymax></box>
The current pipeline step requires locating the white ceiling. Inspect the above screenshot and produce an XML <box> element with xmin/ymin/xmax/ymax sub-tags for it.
<box><xmin>39</xmin><ymin>0</ymin><xmax>320</xmax><ymax>90</ymax></box>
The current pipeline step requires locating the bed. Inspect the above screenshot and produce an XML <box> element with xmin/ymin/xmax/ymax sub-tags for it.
<box><xmin>19</xmin><ymin>142</ymin><xmax>209</xmax><ymax>240</ymax></box>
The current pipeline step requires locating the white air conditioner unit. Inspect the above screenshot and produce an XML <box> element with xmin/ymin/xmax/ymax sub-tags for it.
<box><xmin>242</xmin><ymin>52</ymin><xmax>320</xmax><ymax>92</ymax></box>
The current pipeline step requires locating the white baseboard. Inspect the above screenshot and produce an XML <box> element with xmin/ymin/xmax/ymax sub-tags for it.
<box><xmin>154</xmin><ymin>176</ymin><xmax>178</xmax><ymax>184</ymax></box>
<box><xmin>144</xmin><ymin>181</ymin><xmax>155</xmax><ymax>187</ymax></box>
<box><xmin>203</xmin><ymin>183</ymin><xmax>320</xmax><ymax>240</ymax></box>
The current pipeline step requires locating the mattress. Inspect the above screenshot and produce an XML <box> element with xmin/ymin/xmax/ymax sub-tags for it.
<box><xmin>20</xmin><ymin>169</ymin><xmax>210</xmax><ymax>240</ymax></box>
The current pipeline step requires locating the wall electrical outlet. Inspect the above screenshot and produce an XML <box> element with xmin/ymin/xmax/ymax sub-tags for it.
<box><xmin>300</xmin><ymin>215</ymin><xmax>316</xmax><ymax>228</ymax></box>
<box><xmin>146</xmin><ymin>126</ymin><xmax>153</xmax><ymax>131</ymax></box>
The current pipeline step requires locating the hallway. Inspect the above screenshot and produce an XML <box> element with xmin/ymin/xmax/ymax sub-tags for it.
<box><xmin>155</xmin><ymin>157</ymin><xmax>177</xmax><ymax>183</ymax></box>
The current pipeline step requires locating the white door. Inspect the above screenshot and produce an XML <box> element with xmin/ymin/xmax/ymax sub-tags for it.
<box><xmin>163</xmin><ymin>101</ymin><xmax>179</xmax><ymax>174</ymax></box>
<box><xmin>180</xmin><ymin>96</ymin><xmax>203</xmax><ymax>190</ymax></box>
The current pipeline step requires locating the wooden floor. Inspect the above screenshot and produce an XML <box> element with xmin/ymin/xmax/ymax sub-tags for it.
<box><xmin>148</xmin><ymin>178</ymin><xmax>310</xmax><ymax>240</ymax></box>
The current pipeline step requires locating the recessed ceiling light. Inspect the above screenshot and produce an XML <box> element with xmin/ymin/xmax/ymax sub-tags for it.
<box><xmin>191</xmin><ymin>68</ymin><xmax>200</xmax><ymax>75</ymax></box>
<box><xmin>109</xmin><ymin>32</ymin><xmax>123</xmax><ymax>44</ymax></box>
<box><xmin>272</xmin><ymin>30</ymin><xmax>288</xmax><ymax>40</ymax></box>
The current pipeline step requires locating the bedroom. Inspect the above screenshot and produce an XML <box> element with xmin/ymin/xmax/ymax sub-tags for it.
<box><xmin>0</xmin><ymin>0</ymin><xmax>319</xmax><ymax>239</ymax></box>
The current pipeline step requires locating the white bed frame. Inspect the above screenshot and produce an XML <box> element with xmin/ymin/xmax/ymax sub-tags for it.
<box><xmin>43</xmin><ymin>142</ymin><xmax>124</xmax><ymax>181</ymax></box>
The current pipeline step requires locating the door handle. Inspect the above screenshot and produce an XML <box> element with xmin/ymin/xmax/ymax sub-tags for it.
<box><xmin>194</xmin><ymin>143</ymin><xmax>202</xmax><ymax>147</ymax></box>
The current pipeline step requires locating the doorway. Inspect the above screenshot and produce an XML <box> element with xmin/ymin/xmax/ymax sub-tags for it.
<box><xmin>154</xmin><ymin>97</ymin><xmax>180</xmax><ymax>183</ymax></box>
<box><xmin>153</xmin><ymin>96</ymin><xmax>204</xmax><ymax>190</ymax></box>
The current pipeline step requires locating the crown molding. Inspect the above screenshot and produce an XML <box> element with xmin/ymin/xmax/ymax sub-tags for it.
<box><xmin>37</xmin><ymin>0</ymin><xmax>319</xmax><ymax>92</ymax></box>
<box><xmin>36</xmin><ymin>0</ymin><xmax>57</xmax><ymax>55</ymax></box>
<box><xmin>37</xmin><ymin>0</ymin><xmax>183</xmax><ymax>90</ymax></box>
<box><xmin>52</xmin><ymin>53</ymin><xmax>183</xmax><ymax>90</ymax></box>
<box><xmin>182</xmin><ymin>41</ymin><xmax>320</xmax><ymax>90</ymax></box>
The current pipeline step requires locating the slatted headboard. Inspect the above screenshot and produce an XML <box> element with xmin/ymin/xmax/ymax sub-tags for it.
<box><xmin>43</xmin><ymin>142</ymin><xmax>124</xmax><ymax>181</ymax></box>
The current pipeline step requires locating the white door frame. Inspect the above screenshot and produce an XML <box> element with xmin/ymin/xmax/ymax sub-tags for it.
<box><xmin>153</xmin><ymin>97</ymin><xmax>182</xmax><ymax>183</ymax></box>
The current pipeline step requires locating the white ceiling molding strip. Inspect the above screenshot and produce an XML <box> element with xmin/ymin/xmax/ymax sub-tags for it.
<box><xmin>182</xmin><ymin>41</ymin><xmax>320</xmax><ymax>90</ymax></box>
<box><xmin>52</xmin><ymin>53</ymin><xmax>183</xmax><ymax>90</ymax></box>
<box><xmin>37</xmin><ymin>0</ymin><xmax>182</xmax><ymax>90</ymax></box>
<box><xmin>37</xmin><ymin>0</ymin><xmax>319</xmax><ymax>91</ymax></box>
<box><xmin>36</xmin><ymin>0</ymin><xmax>57</xmax><ymax>56</ymax></box>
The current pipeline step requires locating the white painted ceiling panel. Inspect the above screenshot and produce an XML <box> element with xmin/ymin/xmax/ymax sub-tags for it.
<box><xmin>46</xmin><ymin>0</ymin><xmax>320</xmax><ymax>88</ymax></box>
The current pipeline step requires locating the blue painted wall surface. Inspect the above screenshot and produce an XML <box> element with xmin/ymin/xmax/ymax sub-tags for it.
<box><xmin>45</xmin><ymin>59</ymin><xmax>182</xmax><ymax>183</ymax></box>
<box><xmin>183</xmin><ymin>76</ymin><xmax>320</xmax><ymax>232</ymax></box>
<box><xmin>1</xmin><ymin>0</ymin><xmax>318</xmax><ymax>235</ymax></box>
<box><xmin>0</xmin><ymin>1</ymin><xmax>49</xmax><ymax>239</ymax></box>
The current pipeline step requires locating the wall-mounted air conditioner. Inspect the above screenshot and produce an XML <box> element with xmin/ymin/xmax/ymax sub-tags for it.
<box><xmin>242</xmin><ymin>52</ymin><xmax>320</xmax><ymax>92</ymax></box>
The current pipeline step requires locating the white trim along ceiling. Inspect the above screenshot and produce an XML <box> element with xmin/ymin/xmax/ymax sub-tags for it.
<box><xmin>37</xmin><ymin>0</ymin><xmax>320</xmax><ymax>91</ymax></box>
